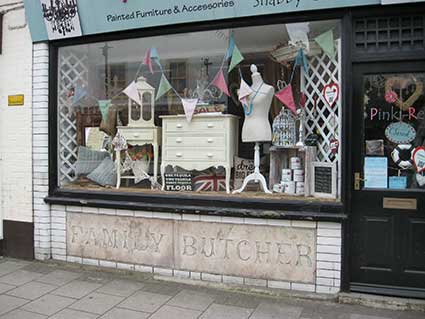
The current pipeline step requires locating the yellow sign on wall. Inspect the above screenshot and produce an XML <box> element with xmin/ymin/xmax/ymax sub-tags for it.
<box><xmin>8</xmin><ymin>95</ymin><xmax>25</xmax><ymax>106</ymax></box>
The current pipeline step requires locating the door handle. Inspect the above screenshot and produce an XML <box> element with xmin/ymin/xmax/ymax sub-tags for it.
<box><xmin>354</xmin><ymin>172</ymin><xmax>367</xmax><ymax>190</ymax></box>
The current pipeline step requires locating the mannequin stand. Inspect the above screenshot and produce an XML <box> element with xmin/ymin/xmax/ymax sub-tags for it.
<box><xmin>233</xmin><ymin>142</ymin><xmax>272</xmax><ymax>194</ymax></box>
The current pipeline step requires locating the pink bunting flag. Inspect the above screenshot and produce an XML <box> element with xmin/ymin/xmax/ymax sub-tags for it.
<box><xmin>211</xmin><ymin>69</ymin><xmax>230</xmax><ymax>97</ymax></box>
<box><xmin>123</xmin><ymin>81</ymin><xmax>141</xmax><ymax>105</ymax></box>
<box><xmin>143</xmin><ymin>48</ymin><xmax>153</xmax><ymax>74</ymax></box>
<box><xmin>275</xmin><ymin>84</ymin><xmax>297</xmax><ymax>114</ymax></box>
<box><xmin>238</xmin><ymin>78</ymin><xmax>253</xmax><ymax>106</ymax></box>
<box><xmin>181</xmin><ymin>98</ymin><xmax>199</xmax><ymax>122</ymax></box>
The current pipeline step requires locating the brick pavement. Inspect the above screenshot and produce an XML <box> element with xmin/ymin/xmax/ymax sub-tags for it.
<box><xmin>0</xmin><ymin>258</ymin><xmax>422</xmax><ymax>319</ymax></box>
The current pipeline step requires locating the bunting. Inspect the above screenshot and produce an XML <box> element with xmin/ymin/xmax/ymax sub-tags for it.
<box><xmin>98</xmin><ymin>100</ymin><xmax>112</xmax><ymax>121</ymax></box>
<box><xmin>72</xmin><ymin>84</ymin><xmax>87</xmax><ymax>105</ymax></box>
<box><xmin>314</xmin><ymin>29</ymin><xmax>335</xmax><ymax>58</ymax></box>
<box><xmin>211</xmin><ymin>69</ymin><xmax>230</xmax><ymax>96</ymax></box>
<box><xmin>181</xmin><ymin>98</ymin><xmax>199</xmax><ymax>122</ymax></box>
<box><xmin>156</xmin><ymin>74</ymin><xmax>173</xmax><ymax>100</ymax></box>
<box><xmin>143</xmin><ymin>48</ymin><xmax>153</xmax><ymax>74</ymax></box>
<box><xmin>150</xmin><ymin>47</ymin><xmax>161</xmax><ymax>66</ymax></box>
<box><xmin>275</xmin><ymin>84</ymin><xmax>296</xmax><ymax>114</ymax></box>
<box><xmin>294</xmin><ymin>49</ymin><xmax>309</xmax><ymax>73</ymax></box>
<box><xmin>238</xmin><ymin>77</ymin><xmax>253</xmax><ymax>106</ymax></box>
<box><xmin>123</xmin><ymin>81</ymin><xmax>141</xmax><ymax>105</ymax></box>
<box><xmin>225</xmin><ymin>34</ymin><xmax>235</xmax><ymax>60</ymax></box>
<box><xmin>228</xmin><ymin>45</ymin><xmax>244</xmax><ymax>73</ymax></box>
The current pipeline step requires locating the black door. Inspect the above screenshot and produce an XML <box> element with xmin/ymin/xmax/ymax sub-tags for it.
<box><xmin>350</xmin><ymin>61</ymin><xmax>425</xmax><ymax>298</ymax></box>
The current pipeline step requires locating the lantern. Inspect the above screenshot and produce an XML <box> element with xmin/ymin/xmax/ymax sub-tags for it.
<box><xmin>128</xmin><ymin>76</ymin><xmax>155</xmax><ymax>128</ymax></box>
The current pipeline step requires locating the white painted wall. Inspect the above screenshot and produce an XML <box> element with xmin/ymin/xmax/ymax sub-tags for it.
<box><xmin>0</xmin><ymin>2</ymin><xmax>33</xmax><ymax>226</ymax></box>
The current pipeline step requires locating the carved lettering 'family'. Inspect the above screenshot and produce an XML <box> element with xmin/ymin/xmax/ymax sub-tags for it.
<box><xmin>68</xmin><ymin>213</ymin><xmax>317</xmax><ymax>283</ymax></box>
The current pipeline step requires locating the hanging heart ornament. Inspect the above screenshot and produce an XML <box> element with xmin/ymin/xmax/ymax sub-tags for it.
<box><xmin>323</xmin><ymin>82</ymin><xmax>340</xmax><ymax>108</ymax></box>
<box><xmin>412</xmin><ymin>146</ymin><xmax>425</xmax><ymax>173</ymax></box>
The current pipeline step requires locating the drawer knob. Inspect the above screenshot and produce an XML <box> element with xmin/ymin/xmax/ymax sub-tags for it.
<box><xmin>176</xmin><ymin>138</ymin><xmax>183</xmax><ymax>143</ymax></box>
<box><xmin>133</xmin><ymin>133</ymin><xmax>140</xmax><ymax>138</ymax></box>
<box><xmin>207</xmin><ymin>138</ymin><xmax>214</xmax><ymax>143</ymax></box>
<box><xmin>176</xmin><ymin>153</ymin><xmax>183</xmax><ymax>158</ymax></box>
<box><xmin>176</xmin><ymin>123</ymin><xmax>183</xmax><ymax>128</ymax></box>
<box><xmin>207</xmin><ymin>123</ymin><xmax>214</xmax><ymax>128</ymax></box>
<box><xmin>207</xmin><ymin>153</ymin><xmax>213</xmax><ymax>158</ymax></box>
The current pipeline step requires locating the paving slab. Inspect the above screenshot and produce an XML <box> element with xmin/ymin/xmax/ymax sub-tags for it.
<box><xmin>69</xmin><ymin>292</ymin><xmax>125</xmax><ymax>315</ymax></box>
<box><xmin>21</xmin><ymin>294</ymin><xmax>76</xmax><ymax>316</ymax></box>
<box><xmin>167</xmin><ymin>289</ymin><xmax>215</xmax><ymax>311</ymax></box>
<box><xmin>149</xmin><ymin>305</ymin><xmax>202</xmax><ymax>319</ymax></box>
<box><xmin>49</xmin><ymin>308</ymin><xmax>98</xmax><ymax>319</ymax></box>
<box><xmin>36</xmin><ymin>270</ymin><xmax>82</xmax><ymax>286</ymax></box>
<box><xmin>0</xmin><ymin>270</ymin><xmax>44</xmax><ymax>286</ymax></box>
<box><xmin>119</xmin><ymin>291</ymin><xmax>172</xmax><ymax>313</ymax></box>
<box><xmin>100</xmin><ymin>307</ymin><xmax>150</xmax><ymax>319</ymax></box>
<box><xmin>52</xmin><ymin>280</ymin><xmax>103</xmax><ymax>299</ymax></box>
<box><xmin>7</xmin><ymin>281</ymin><xmax>58</xmax><ymax>300</ymax></box>
<box><xmin>0</xmin><ymin>309</ymin><xmax>47</xmax><ymax>319</ymax></box>
<box><xmin>96</xmin><ymin>279</ymin><xmax>144</xmax><ymax>297</ymax></box>
<box><xmin>0</xmin><ymin>283</ymin><xmax>16</xmax><ymax>294</ymax></box>
<box><xmin>199</xmin><ymin>303</ymin><xmax>254</xmax><ymax>319</ymax></box>
<box><xmin>0</xmin><ymin>295</ymin><xmax>29</xmax><ymax>316</ymax></box>
<box><xmin>250</xmin><ymin>302</ymin><xmax>303</xmax><ymax>319</ymax></box>
<box><xmin>0</xmin><ymin>261</ymin><xmax>29</xmax><ymax>277</ymax></box>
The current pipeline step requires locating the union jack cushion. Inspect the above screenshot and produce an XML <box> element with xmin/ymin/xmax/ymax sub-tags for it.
<box><xmin>193</xmin><ymin>174</ymin><xmax>226</xmax><ymax>192</ymax></box>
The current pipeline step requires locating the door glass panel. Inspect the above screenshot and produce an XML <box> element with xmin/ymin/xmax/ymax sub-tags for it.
<box><xmin>363</xmin><ymin>73</ymin><xmax>425</xmax><ymax>190</ymax></box>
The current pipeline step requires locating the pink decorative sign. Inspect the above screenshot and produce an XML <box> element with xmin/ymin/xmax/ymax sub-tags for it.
<box><xmin>330</xmin><ymin>138</ymin><xmax>340</xmax><ymax>154</ymax></box>
<box><xmin>412</xmin><ymin>146</ymin><xmax>425</xmax><ymax>173</ymax></box>
<box><xmin>323</xmin><ymin>83</ymin><xmax>339</xmax><ymax>108</ymax></box>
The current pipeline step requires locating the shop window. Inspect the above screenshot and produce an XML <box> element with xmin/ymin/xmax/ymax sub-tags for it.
<box><xmin>57</xmin><ymin>20</ymin><xmax>342</xmax><ymax>202</ymax></box>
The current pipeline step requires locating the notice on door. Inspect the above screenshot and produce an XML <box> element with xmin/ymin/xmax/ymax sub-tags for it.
<box><xmin>364</xmin><ymin>157</ymin><xmax>388</xmax><ymax>188</ymax></box>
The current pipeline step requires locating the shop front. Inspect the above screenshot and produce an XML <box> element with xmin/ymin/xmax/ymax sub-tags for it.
<box><xmin>24</xmin><ymin>0</ymin><xmax>425</xmax><ymax>297</ymax></box>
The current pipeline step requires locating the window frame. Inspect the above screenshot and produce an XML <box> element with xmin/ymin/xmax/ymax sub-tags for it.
<box><xmin>47</xmin><ymin>9</ymin><xmax>350</xmax><ymax>220</ymax></box>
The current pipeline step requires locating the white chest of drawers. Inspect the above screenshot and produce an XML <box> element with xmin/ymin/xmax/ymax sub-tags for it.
<box><xmin>160</xmin><ymin>114</ymin><xmax>239</xmax><ymax>193</ymax></box>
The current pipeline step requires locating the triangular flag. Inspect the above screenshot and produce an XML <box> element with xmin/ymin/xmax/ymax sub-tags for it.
<box><xmin>211</xmin><ymin>69</ymin><xmax>230</xmax><ymax>97</ymax></box>
<box><xmin>275</xmin><ymin>84</ymin><xmax>297</xmax><ymax>114</ymax></box>
<box><xmin>228</xmin><ymin>45</ymin><xmax>244</xmax><ymax>73</ymax></box>
<box><xmin>98</xmin><ymin>100</ymin><xmax>112</xmax><ymax>121</ymax></box>
<box><xmin>156</xmin><ymin>74</ymin><xmax>173</xmax><ymax>100</ymax></box>
<box><xmin>295</xmin><ymin>49</ymin><xmax>309</xmax><ymax>73</ymax></box>
<box><xmin>150</xmin><ymin>47</ymin><xmax>161</xmax><ymax>66</ymax></box>
<box><xmin>143</xmin><ymin>48</ymin><xmax>153</xmax><ymax>74</ymax></box>
<box><xmin>181</xmin><ymin>98</ymin><xmax>199</xmax><ymax>122</ymax></box>
<box><xmin>225</xmin><ymin>34</ymin><xmax>235</xmax><ymax>60</ymax></box>
<box><xmin>238</xmin><ymin>77</ymin><xmax>253</xmax><ymax>106</ymax></box>
<box><xmin>314</xmin><ymin>29</ymin><xmax>335</xmax><ymax>58</ymax></box>
<box><xmin>286</xmin><ymin>22</ymin><xmax>310</xmax><ymax>52</ymax></box>
<box><xmin>123</xmin><ymin>81</ymin><xmax>141</xmax><ymax>105</ymax></box>
<box><xmin>72</xmin><ymin>84</ymin><xmax>87</xmax><ymax>105</ymax></box>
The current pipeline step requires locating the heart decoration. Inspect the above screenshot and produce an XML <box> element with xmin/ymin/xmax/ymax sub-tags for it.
<box><xmin>384</xmin><ymin>77</ymin><xmax>423</xmax><ymax>111</ymax></box>
<box><xmin>323</xmin><ymin>83</ymin><xmax>339</xmax><ymax>108</ymax></box>
<box><xmin>412</xmin><ymin>146</ymin><xmax>425</xmax><ymax>173</ymax></box>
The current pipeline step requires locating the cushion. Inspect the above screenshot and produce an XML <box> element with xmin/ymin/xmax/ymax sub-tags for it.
<box><xmin>75</xmin><ymin>146</ymin><xmax>110</xmax><ymax>177</ymax></box>
<box><xmin>87</xmin><ymin>157</ymin><xmax>117</xmax><ymax>187</ymax></box>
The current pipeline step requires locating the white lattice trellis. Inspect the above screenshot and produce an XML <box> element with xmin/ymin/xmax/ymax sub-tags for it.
<box><xmin>58</xmin><ymin>50</ymin><xmax>88</xmax><ymax>184</ymax></box>
<box><xmin>302</xmin><ymin>39</ymin><xmax>342</xmax><ymax>194</ymax></box>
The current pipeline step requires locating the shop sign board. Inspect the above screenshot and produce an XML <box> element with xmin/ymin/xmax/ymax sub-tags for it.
<box><xmin>67</xmin><ymin>213</ymin><xmax>317</xmax><ymax>283</ymax></box>
<box><xmin>24</xmin><ymin>0</ymin><xmax>381</xmax><ymax>42</ymax></box>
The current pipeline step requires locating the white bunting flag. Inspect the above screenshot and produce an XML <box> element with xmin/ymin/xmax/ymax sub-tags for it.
<box><xmin>238</xmin><ymin>78</ymin><xmax>253</xmax><ymax>106</ymax></box>
<box><xmin>181</xmin><ymin>98</ymin><xmax>199</xmax><ymax>122</ymax></box>
<box><xmin>123</xmin><ymin>81</ymin><xmax>141</xmax><ymax>105</ymax></box>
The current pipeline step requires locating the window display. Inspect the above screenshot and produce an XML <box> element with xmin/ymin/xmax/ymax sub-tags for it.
<box><xmin>57</xmin><ymin>20</ymin><xmax>342</xmax><ymax>200</ymax></box>
<box><xmin>363</xmin><ymin>73</ymin><xmax>425</xmax><ymax>190</ymax></box>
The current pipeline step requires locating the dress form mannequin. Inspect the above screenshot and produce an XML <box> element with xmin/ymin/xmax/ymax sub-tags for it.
<box><xmin>233</xmin><ymin>65</ymin><xmax>274</xmax><ymax>194</ymax></box>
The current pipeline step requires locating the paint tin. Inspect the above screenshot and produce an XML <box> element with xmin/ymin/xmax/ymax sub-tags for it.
<box><xmin>273</xmin><ymin>184</ymin><xmax>284</xmax><ymax>193</ymax></box>
<box><xmin>290</xmin><ymin>157</ymin><xmax>302</xmax><ymax>170</ymax></box>
<box><xmin>293</xmin><ymin>169</ymin><xmax>305</xmax><ymax>182</ymax></box>
<box><xmin>282</xmin><ymin>181</ymin><xmax>296</xmax><ymax>194</ymax></box>
<box><xmin>296</xmin><ymin>182</ymin><xmax>305</xmax><ymax>195</ymax></box>
<box><xmin>281</xmin><ymin>169</ymin><xmax>292</xmax><ymax>182</ymax></box>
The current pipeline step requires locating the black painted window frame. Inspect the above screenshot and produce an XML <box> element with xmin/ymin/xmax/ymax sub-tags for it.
<box><xmin>45</xmin><ymin>8</ymin><xmax>352</xmax><ymax>220</ymax></box>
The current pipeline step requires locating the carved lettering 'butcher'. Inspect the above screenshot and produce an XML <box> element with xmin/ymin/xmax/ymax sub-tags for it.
<box><xmin>181</xmin><ymin>235</ymin><xmax>313</xmax><ymax>267</ymax></box>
